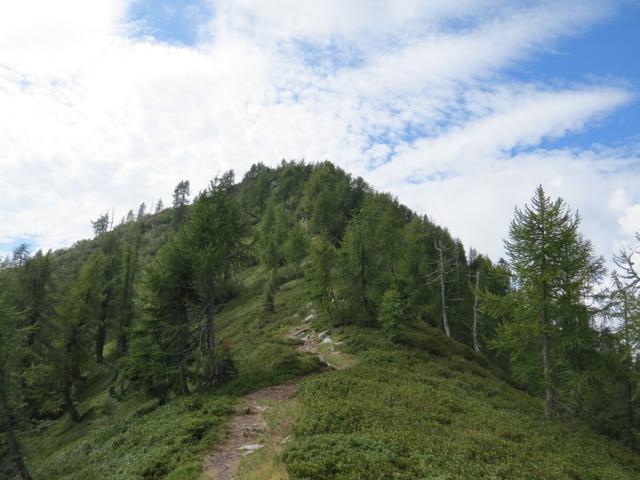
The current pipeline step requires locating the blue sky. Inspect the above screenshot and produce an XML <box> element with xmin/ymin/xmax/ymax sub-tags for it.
<box><xmin>508</xmin><ymin>2</ymin><xmax>640</xmax><ymax>150</ymax></box>
<box><xmin>127</xmin><ymin>0</ymin><xmax>640</xmax><ymax>151</ymax></box>
<box><xmin>129</xmin><ymin>0</ymin><xmax>213</xmax><ymax>46</ymax></box>
<box><xmin>1</xmin><ymin>0</ymin><xmax>640</xmax><ymax>264</ymax></box>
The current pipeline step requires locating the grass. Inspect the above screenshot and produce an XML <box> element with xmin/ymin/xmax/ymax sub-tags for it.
<box><xmin>25</xmin><ymin>384</ymin><xmax>233</xmax><ymax>480</ymax></box>
<box><xmin>22</xmin><ymin>267</ymin><xmax>319</xmax><ymax>480</ymax></box>
<box><xmin>20</xmin><ymin>268</ymin><xmax>640</xmax><ymax>479</ymax></box>
<box><xmin>283</xmin><ymin>324</ymin><xmax>640</xmax><ymax>480</ymax></box>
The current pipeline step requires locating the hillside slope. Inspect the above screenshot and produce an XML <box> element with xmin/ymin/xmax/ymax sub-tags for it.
<box><xmin>4</xmin><ymin>161</ymin><xmax>640</xmax><ymax>480</ymax></box>
<box><xmin>22</xmin><ymin>270</ymin><xmax>640</xmax><ymax>480</ymax></box>
<box><xmin>21</xmin><ymin>270</ymin><xmax>318</xmax><ymax>479</ymax></box>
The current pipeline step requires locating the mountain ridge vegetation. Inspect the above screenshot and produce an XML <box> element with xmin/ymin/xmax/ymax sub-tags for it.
<box><xmin>2</xmin><ymin>160</ymin><xmax>640</xmax><ymax>479</ymax></box>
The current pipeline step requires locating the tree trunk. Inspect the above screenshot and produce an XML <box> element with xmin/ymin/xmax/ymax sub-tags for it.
<box><xmin>435</xmin><ymin>242</ymin><xmax>451</xmax><ymax>337</ymax></box>
<box><xmin>206</xmin><ymin>286</ymin><xmax>215</xmax><ymax>351</ymax></box>
<box><xmin>542</xmin><ymin>330</ymin><xmax>555</xmax><ymax>420</ymax></box>
<box><xmin>3</xmin><ymin>412</ymin><xmax>33</xmax><ymax>480</ymax></box>
<box><xmin>63</xmin><ymin>374</ymin><xmax>81</xmax><ymax>423</ymax></box>
<box><xmin>95</xmin><ymin>321</ymin><xmax>106</xmax><ymax>364</ymax></box>
<box><xmin>117</xmin><ymin>331</ymin><xmax>128</xmax><ymax>354</ymax></box>
<box><xmin>179</xmin><ymin>363</ymin><xmax>190</xmax><ymax>395</ymax></box>
<box><xmin>622</xmin><ymin>296</ymin><xmax>637</xmax><ymax>450</ymax></box>
<box><xmin>626</xmin><ymin>378</ymin><xmax>636</xmax><ymax>450</ymax></box>
<box><xmin>473</xmin><ymin>270</ymin><xmax>480</xmax><ymax>352</ymax></box>
<box><xmin>359</xmin><ymin>243</ymin><xmax>373</xmax><ymax>322</ymax></box>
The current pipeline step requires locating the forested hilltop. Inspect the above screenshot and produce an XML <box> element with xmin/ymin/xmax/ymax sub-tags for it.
<box><xmin>2</xmin><ymin>160</ymin><xmax>640</xmax><ymax>479</ymax></box>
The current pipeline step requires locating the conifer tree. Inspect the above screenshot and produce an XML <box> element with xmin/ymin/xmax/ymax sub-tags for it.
<box><xmin>172</xmin><ymin>180</ymin><xmax>191</xmax><ymax>228</ymax></box>
<box><xmin>257</xmin><ymin>197</ymin><xmax>295</xmax><ymax>311</ymax></box>
<box><xmin>300</xmin><ymin>162</ymin><xmax>362</xmax><ymax>244</ymax></box>
<box><xmin>58</xmin><ymin>251</ymin><xmax>107</xmax><ymax>422</ymax></box>
<box><xmin>15</xmin><ymin>249</ymin><xmax>53</xmax><ymax>349</ymax></box>
<box><xmin>379</xmin><ymin>284</ymin><xmax>407</xmax><ymax>341</ymax></box>
<box><xmin>91</xmin><ymin>212</ymin><xmax>111</xmax><ymax>237</ymax></box>
<box><xmin>308</xmin><ymin>235</ymin><xmax>339</xmax><ymax>323</ymax></box>
<box><xmin>115</xmin><ymin>220</ymin><xmax>141</xmax><ymax>354</ymax></box>
<box><xmin>496</xmin><ymin>186</ymin><xmax>604</xmax><ymax>419</ymax></box>
<box><xmin>127</xmin><ymin>237</ymin><xmax>193</xmax><ymax>399</ymax></box>
<box><xmin>240</xmin><ymin>162</ymin><xmax>275</xmax><ymax>219</ymax></box>
<box><xmin>609</xmin><ymin>239</ymin><xmax>640</xmax><ymax>448</ymax></box>
<box><xmin>11</xmin><ymin>243</ymin><xmax>30</xmax><ymax>267</ymax></box>
<box><xmin>0</xmin><ymin>286</ymin><xmax>34</xmax><ymax>480</ymax></box>
<box><xmin>126</xmin><ymin>209</ymin><xmax>135</xmax><ymax>223</ymax></box>
<box><xmin>339</xmin><ymin>193</ymin><xmax>405</xmax><ymax>325</ymax></box>
<box><xmin>94</xmin><ymin>234</ymin><xmax>121</xmax><ymax>364</ymax></box>
<box><xmin>257</xmin><ymin>198</ymin><xmax>289</xmax><ymax>271</ymax></box>
<box><xmin>183</xmin><ymin>171</ymin><xmax>246</xmax><ymax>356</ymax></box>
<box><xmin>137</xmin><ymin>202</ymin><xmax>147</xmax><ymax>220</ymax></box>
<box><xmin>284</xmin><ymin>224</ymin><xmax>308</xmax><ymax>273</ymax></box>
<box><xmin>128</xmin><ymin>171</ymin><xmax>246</xmax><ymax>395</ymax></box>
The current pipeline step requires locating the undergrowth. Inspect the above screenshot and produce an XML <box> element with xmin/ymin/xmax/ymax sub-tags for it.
<box><xmin>23</xmin><ymin>268</ymin><xmax>317</xmax><ymax>480</ymax></box>
<box><xmin>283</xmin><ymin>325</ymin><xmax>640</xmax><ymax>479</ymax></box>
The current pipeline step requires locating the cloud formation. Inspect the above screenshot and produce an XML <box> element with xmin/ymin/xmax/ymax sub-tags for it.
<box><xmin>1</xmin><ymin>0</ymin><xmax>638</xmax><ymax>264</ymax></box>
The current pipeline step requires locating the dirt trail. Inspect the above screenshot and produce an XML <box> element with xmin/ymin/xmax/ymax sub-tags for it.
<box><xmin>202</xmin><ymin>381</ymin><xmax>299</xmax><ymax>480</ymax></box>
<box><xmin>203</xmin><ymin>313</ymin><xmax>343</xmax><ymax>480</ymax></box>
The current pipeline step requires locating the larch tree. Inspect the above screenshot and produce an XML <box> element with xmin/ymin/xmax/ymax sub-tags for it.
<box><xmin>300</xmin><ymin>162</ymin><xmax>363</xmax><ymax>244</ymax></box>
<box><xmin>610</xmin><ymin>237</ymin><xmax>640</xmax><ymax>449</ymax></box>
<box><xmin>307</xmin><ymin>235</ymin><xmax>339</xmax><ymax>323</ymax></box>
<box><xmin>378</xmin><ymin>283</ymin><xmax>408</xmax><ymax>342</ymax></box>
<box><xmin>0</xmin><ymin>285</ymin><xmax>34</xmax><ymax>480</ymax></box>
<box><xmin>126</xmin><ymin>236</ymin><xmax>194</xmax><ymax>399</ymax></box>
<box><xmin>15</xmin><ymin>249</ymin><xmax>53</xmax><ymax>349</ymax></box>
<box><xmin>94</xmin><ymin>234</ymin><xmax>121</xmax><ymax>364</ymax></box>
<box><xmin>115</xmin><ymin>219</ymin><xmax>142</xmax><ymax>354</ymax></box>
<box><xmin>181</xmin><ymin>171</ymin><xmax>246</xmax><ymax>381</ymax></box>
<box><xmin>338</xmin><ymin>193</ymin><xmax>405</xmax><ymax>325</ymax></box>
<box><xmin>91</xmin><ymin>212</ymin><xmax>111</xmax><ymax>237</ymax></box>
<box><xmin>137</xmin><ymin>202</ymin><xmax>147</xmax><ymax>220</ymax></box>
<box><xmin>172</xmin><ymin>179</ymin><xmax>191</xmax><ymax>228</ymax></box>
<box><xmin>284</xmin><ymin>223</ymin><xmax>308</xmax><ymax>274</ymax></box>
<box><xmin>11</xmin><ymin>243</ymin><xmax>30</xmax><ymax>268</ymax></box>
<box><xmin>57</xmin><ymin>251</ymin><xmax>107</xmax><ymax>422</ymax></box>
<box><xmin>126</xmin><ymin>172</ymin><xmax>245</xmax><ymax>396</ymax></box>
<box><xmin>499</xmin><ymin>185</ymin><xmax>604</xmax><ymax>420</ymax></box>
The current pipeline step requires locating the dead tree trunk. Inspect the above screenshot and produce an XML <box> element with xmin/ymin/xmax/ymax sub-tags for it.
<box><xmin>473</xmin><ymin>270</ymin><xmax>480</xmax><ymax>353</ymax></box>
<box><xmin>622</xmin><ymin>294</ymin><xmax>637</xmax><ymax>450</ymax></box>
<box><xmin>434</xmin><ymin>241</ymin><xmax>451</xmax><ymax>337</ymax></box>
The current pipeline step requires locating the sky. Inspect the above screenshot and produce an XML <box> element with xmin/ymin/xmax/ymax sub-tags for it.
<box><xmin>1</xmin><ymin>0</ymin><xmax>639</xmax><ymax>265</ymax></box>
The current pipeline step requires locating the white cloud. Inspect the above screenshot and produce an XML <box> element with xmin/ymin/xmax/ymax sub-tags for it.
<box><xmin>0</xmin><ymin>0</ymin><xmax>129</xmax><ymax>77</ymax></box>
<box><xmin>368</xmin><ymin>86</ymin><xmax>633</xmax><ymax>185</ymax></box>
<box><xmin>390</xmin><ymin>148</ymin><xmax>640</xmax><ymax>262</ymax></box>
<box><xmin>0</xmin><ymin>0</ymin><xmax>637</xmax><ymax>268</ymax></box>
<box><xmin>619</xmin><ymin>204</ymin><xmax>640</xmax><ymax>236</ymax></box>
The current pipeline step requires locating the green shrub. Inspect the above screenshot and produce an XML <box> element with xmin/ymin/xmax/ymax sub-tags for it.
<box><xmin>283</xmin><ymin>434</ymin><xmax>427</xmax><ymax>480</ymax></box>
